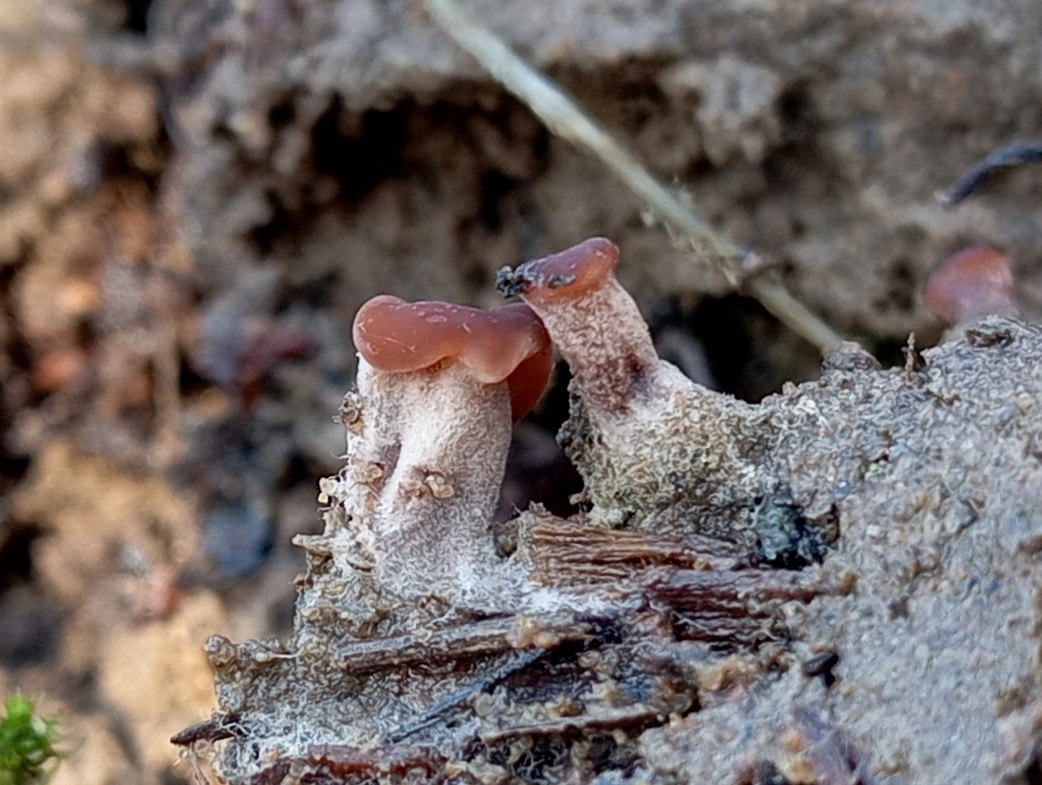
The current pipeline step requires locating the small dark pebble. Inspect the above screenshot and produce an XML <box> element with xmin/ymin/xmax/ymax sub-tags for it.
<box><xmin>801</xmin><ymin>650</ymin><xmax>840</xmax><ymax>687</ymax></box>
<box><xmin>753</xmin><ymin>498</ymin><xmax>829</xmax><ymax>569</ymax></box>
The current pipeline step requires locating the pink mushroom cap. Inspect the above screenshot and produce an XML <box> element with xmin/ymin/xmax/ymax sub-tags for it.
<box><xmin>924</xmin><ymin>244</ymin><xmax>1016</xmax><ymax>325</ymax></box>
<box><xmin>352</xmin><ymin>296</ymin><xmax>553</xmax><ymax>420</ymax></box>
<box><xmin>502</xmin><ymin>238</ymin><xmax>620</xmax><ymax>306</ymax></box>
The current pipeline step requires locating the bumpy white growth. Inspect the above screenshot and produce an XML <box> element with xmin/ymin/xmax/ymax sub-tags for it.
<box><xmin>342</xmin><ymin>359</ymin><xmax>520</xmax><ymax>605</ymax></box>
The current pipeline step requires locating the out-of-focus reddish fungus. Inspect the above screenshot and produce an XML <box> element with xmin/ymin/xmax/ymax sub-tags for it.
<box><xmin>924</xmin><ymin>244</ymin><xmax>1018</xmax><ymax>326</ymax></box>
<box><xmin>237</xmin><ymin>326</ymin><xmax>316</xmax><ymax>408</ymax></box>
<box><xmin>341</xmin><ymin>296</ymin><xmax>552</xmax><ymax>603</ymax></box>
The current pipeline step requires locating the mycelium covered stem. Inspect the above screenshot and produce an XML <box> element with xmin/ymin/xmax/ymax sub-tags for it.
<box><xmin>498</xmin><ymin>238</ymin><xmax>760</xmax><ymax>540</ymax></box>
<box><xmin>344</xmin><ymin>296</ymin><xmax>551</xmax><ymax>604</ymax></box>
<box><xmin>497</xmin><ymin>238</ymin><xmax>669</xmax><ymax>415</ymax></box>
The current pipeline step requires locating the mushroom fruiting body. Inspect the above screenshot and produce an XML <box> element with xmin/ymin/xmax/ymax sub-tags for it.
<box><xmin>924</xmin><ymin>244</ymin><xmax>1018</xmax><ymax>328</ymax></box>
<box><xmin>498</xmin><ymin>238</ymin><xmax>760</xmax><ymax>541</ymax></box>
<box><xmin>497</xmin><ymin>238</ymin><xmax>663</xmax><ymax>416</ymax></box>
<box><xmin>343</xmin><ymin>296</ymin><xmax>551</xmax><ymax>604</ymax></box>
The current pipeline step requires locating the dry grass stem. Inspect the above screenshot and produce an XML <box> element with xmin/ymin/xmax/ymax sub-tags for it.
<box><xmin>425</xmin><ymin>0</ymin><xmax>844</xmax><ymax>355</ymax></box>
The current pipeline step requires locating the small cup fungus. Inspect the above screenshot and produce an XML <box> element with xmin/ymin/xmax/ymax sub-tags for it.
<box><xmin>344</xmin><ymin>296</ymin><xmax>551</xmax><ymax>603</ymax></box>
<box><xmin>924</xmin><ymin>244</ymin><xmax>1018</xmax><ymax>326</ymax></box>
<box><xmin>498</xmin><ymin>239</ymin><xmax>759</xmax><ymax>540</ymax></box>
<box><xmin>497</xmin><ymin>238</ymin><xmax>661</xmax><ymax>415</ymax></box>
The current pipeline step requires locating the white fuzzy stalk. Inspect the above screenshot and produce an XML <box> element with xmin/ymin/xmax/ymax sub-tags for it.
<box><xmin>341</xmin><ymin>359</ymin><xmax>517</xmax><ymax>604</ymax></box>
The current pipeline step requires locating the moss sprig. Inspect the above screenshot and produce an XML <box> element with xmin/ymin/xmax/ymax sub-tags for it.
<box><xmin>0</xmin><ymin>696</ymin><xmax>59</xmax><ymax>785</ymax></box>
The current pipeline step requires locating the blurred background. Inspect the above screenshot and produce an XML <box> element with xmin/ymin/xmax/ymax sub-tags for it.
<box><xmin>1</xmin><ymin>1</ymin><xmax>1040</xmax><ymax>782</ymax></box>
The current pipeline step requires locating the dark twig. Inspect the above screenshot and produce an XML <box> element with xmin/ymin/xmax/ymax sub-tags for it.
<box><xmin>170</xmin><ymin>715</ymin><xmax>239</xmax><ymax>746</ymax></box>
<box><xmin>334</xmin><ymin>612</ymin><xmax>595</xmax><ymax>674</ymax></box>
<box><xmin>385</xmin><ymin>648</ymin><xmax>547</xmax><ymax>743</ymax></box>
<box><xmin>529</xmin><ymin>520</ymin><xmax>749</xmax><ymax>586</ymax></box>
<box><xmin>480</xmin><ymin>707</ymin><xmax>664</xmax><ymax>743</ymax></box>
<box><xmin>938</xmin><ymin>141</ymin><xmax>1042</xmax><ymax>205</ymax></box>
<box><xmin>648</xmin><ymin>567</ymin><xmax>825</xmax><ymax>615</ymax></box>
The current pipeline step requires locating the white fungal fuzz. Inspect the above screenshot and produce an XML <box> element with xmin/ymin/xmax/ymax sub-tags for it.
<box><xmin>341</xmin><ymin>360</ymin><xmax>520</xmax><ymax>605</ymax></box>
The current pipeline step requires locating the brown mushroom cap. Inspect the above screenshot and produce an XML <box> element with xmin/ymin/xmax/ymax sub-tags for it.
<box><xmin>923</xmin><ymin>244</ymin><xmax>1016</xmax><ymax>325</ymax></box>
<box><xmin>352</xmin><ymin>296</ymin><xmax>552</xmax><ymax>419</ymax></box>
<box><xmin>498</xmin><ymin>238</ymin><xmax>619</xmax><ymax>306</ymax></box>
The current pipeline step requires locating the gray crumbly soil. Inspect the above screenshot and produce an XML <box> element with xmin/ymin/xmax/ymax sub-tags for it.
<box><xmin>641</xmin><ymin>320</ymin><xmax>1042</xmax><ymax>784</ymax></box>
<box><xmin>1</xmin><ymin>2</ymin><xmax>1042</xmax><ymax>784</ymax></box>
<box><xmin>196</xmin><ymin>319</ymin><xmax>1042</xmax><ymax>785</ymax></box>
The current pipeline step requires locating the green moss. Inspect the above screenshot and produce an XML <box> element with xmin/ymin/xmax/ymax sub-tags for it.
<box><xmin>0</xmin><ymin>696</ymin><xmax>59</xmax><ymax>785</ymax></box>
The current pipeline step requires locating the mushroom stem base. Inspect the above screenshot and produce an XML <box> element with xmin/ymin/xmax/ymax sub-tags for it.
<box><xmin>344</xmin><ymin>361</ymin><xmax>517</xmax><ymax>604</ymax></box>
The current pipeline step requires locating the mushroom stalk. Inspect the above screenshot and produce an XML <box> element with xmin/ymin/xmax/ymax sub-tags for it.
<box><xmin>345</xmin><ymin>359</ymin><xmax>515</xmax><ymax>600</ymax></box>
<box><xmin>339</xmin><ymin>296</ymin><xmax>552</xmax><ymax>606</ymax></box>
<box><xmin>535</xmin><ymin>271</ymin><xmax>666</xmax><ymax>416</ymax></box>
<box><xmin>497</xmin><ymin>237</ymin><xmax>715</xmax><ymax>422</ymax></box>
<box><xmin>499</xmin><ymin>238</ymin><xmax>760</xmax><ymax>540</ymax></box>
